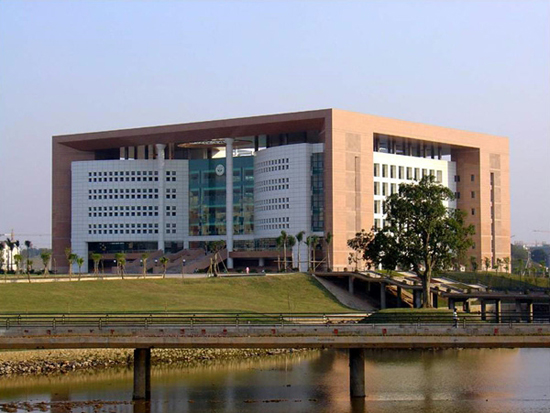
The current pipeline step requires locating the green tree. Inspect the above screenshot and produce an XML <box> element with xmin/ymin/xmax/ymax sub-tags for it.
<box><xmin>325</xmin><ymin>232</ymin><xmax>333</xmax><ymax>271</ymax></box>
<box><xmin>347</xmin><ymin>176</ymin><xmax>474</xmax><ymax>308</ymax></box>
<box><xmin>76</xmin><ymin>256</ymin><xmax>85</xmax><ymax>280</ymax></box>
<box><xmin>309</xmin><ymin>235</ymin><xmax>320</xmax><ymax>271</ymax></box>
<box><xmin>484</xmin><ymin>257</ymin><xmax>491</xmax><ymax>273</ymax></box>
<box><xmin>24</xmin><ymin>240</ymin><xmax>32</xmax><ymax>274</ymax></box>
<box><xmin>40</xmin><ymin>251</ymin><xmax>51</xmax><ymax>275</ymax></box>
<box><xmin>470</xmin><ymin>256</ymin><xmax>478</xmax><ymax>273</ymax></box>
<box><xmin>0</xmin><ymin>242</ymin><xmax>5</xmax><ymax>275</ymax></box>
<box><xmin>503</xmin><ymin>256</ymin><xmax>510</xmax><ymax>274</ymax></box>
<box><xmin>295</xmin><ymin>231</ymin><xmax>305</xmax><ymax>271</ymax></box>
<box><xmin>287</xmin><ymin>235</ymin><xmax>296</xmax><ymax>270</ymax></box>
<box><xmin>91</xmin><ymin>253</ymin><xmax>102</xmax><ymax>276</ymax></box>
<box><xmin>159</xmin><ymin>256</ymin><xmax>169</xmax><ymax>278</ymax></box>
<box><xmin>13</xmin><ymin>254</ymin><xmax>22</xmax><ymax>275</ymax></box>
<box><xmin>279</xmin><ymin>231</ymin><xmax>289</xmax><ymax>272</ymax></box>
<box><xmin>141</xmin><ymin>253</ymin><xmax>149</xmax><ymax>277</ymax></box>
<box><xmin>114</xmin><ymin>253</ymin><xmax>126</xmax><ymax>278</ymax></box>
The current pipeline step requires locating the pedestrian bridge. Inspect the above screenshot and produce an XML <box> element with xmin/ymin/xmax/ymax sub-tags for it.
<box><xmin>2</xmin><ymin>312</ymin><xmax>550</xmax><ymax>399</ymax></box>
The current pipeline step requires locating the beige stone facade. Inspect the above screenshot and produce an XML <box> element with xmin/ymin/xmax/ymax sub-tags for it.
<box><xmin>52</xmin><ymin>109</ymin><xmax>510</xmax><ymax>272</ymax></box>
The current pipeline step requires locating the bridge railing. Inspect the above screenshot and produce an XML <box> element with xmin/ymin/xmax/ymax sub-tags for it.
<box><xmin>1</xmin><ymin>311</ymin><xmax>550</xmax><ymax>330</ymax></box>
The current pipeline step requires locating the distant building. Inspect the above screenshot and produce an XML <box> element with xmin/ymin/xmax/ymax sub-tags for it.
<box><xmin>0</xmin><ymin>241</ymin><xmax>21</xmax><ymax>272</ymax></box>
<box><xmin>52</xmin><ymin>109</ymin><xmax>510</xmax><ymax>272</ymax></box>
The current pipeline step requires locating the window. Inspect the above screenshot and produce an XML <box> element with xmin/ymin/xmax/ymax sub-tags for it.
<box><xmin>374</xmin><ymin>163</ymin><xmax>380</xmax><ymax>177</ymax></box>
<box><xmin>407</xmin><ymin>167</ymin><xmax>413</xmax><ymax>180</ymax></box>
<box><xmin>398</xmin><ymin>166</ymin><xmax>404</xmax><ymax>179</ymax></box>
<box><xmin>390</xmin><ymin>165</ymin><xmax>396</xmax><ymax>179</ymax></box>
<box><xmin>471</xmin><ymin>208</ymin><xmax>475</xmax><ymax>216</ymax></box>
<box><xmin>471</xmin><ymin>174</ymin><xmax>475</xmax><ymax>182</ymax></box>
<box><xmin>436</xmin><ymin>170</ymin><xmax>443</xmax><ymax>183</ymax></box>
<box><xmin>374</xmin><ymin>182</ymin><xmax>380</xmax><ymax>195</ymax></box>
<box><xmin>471</xmin><ymin>191</ymin><xmax>475</xmax><ymax>199</ymax></box>
<box><xmin>374</xmin><ymin>200</ymin><xmax>380</xmax><ymax>214</ymax></box>
<box><xmin>382</xmin><ymin>164</ymin><xmax>388</xmax><ymax>178</ymax></box>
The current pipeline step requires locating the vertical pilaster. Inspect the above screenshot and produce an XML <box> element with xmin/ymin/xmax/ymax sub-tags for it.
<box><xmin>349</xmin><ymin>348</ymin><xmax>366</xmax><ymax>398</ymax></box>
<box><xmin>225</xmin><ymin>138</ymin><xmax>234</xmax><ymax>269</ymax></box>
<box><xmin>156</xmin><ymin>144</ymin><xmax>166</xmax><ymax>252</ymax></box>
<box><xmin>133</xmin><ymin>348</ymin><xmax>151</xmax><ymax>400</ymax></box>
<box><xmin>348</xmin><ymin>276</ymin><xmax>354</xmax><ymax>294</ymax></box>
<box><xmin>380</xmin><ymin>283</ymin><xmax>386</xmax><ymax>309</ymax></box>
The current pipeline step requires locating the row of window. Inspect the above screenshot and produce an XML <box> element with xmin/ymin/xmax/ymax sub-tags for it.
<box><xmin>257</xmin><ymin>217</ymin><xmax>290</xmax><ymax>224</ymax></box>
<box><xmin>89</xmin><ymin>205</ymin><xmax>159</xmax><ymax>211</ymax></box>
<box><xmin>256</xmin><ymin>223</ymin><xmax>290</xmax><ymax>231</ymax></box>
<box><xmin>374</xmin><ymin>164</ymin><xmax>443</xmax><ymax>183</ymax></box>
<box><xmin>256</xmin><ymin>177</ymin><xmax>289</xmax><ymax>187</ymax></box>
<box><xmin>257</xmin><ymin>184</ymin><xmax>289</xmax><ymax>193</ymax></box>
<box><xmin>256</xmin><ymin>158</ymin><xmax>290</xmax><ymax>168</ymax></box>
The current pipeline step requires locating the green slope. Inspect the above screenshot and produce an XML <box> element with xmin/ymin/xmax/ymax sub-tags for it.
<box><xmin>0</xmin><ymin>273</ymin><xmax>354</xmax><ymax>313</ymax></box>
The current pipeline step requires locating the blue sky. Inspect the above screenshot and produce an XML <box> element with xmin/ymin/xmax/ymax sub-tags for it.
<box><xmin>0</xmin><ymin>0</ymin><xmax>548</xmax><ymax>247</ymax></box>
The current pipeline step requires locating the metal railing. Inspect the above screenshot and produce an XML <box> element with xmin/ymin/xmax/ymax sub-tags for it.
<box><xmin>1</xmin><ymin>311</ymin><xmax>550</xmax><ymax>331</ymax></box>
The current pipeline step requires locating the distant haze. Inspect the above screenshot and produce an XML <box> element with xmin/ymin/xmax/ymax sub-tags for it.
<box><xmin>0</xmin><ymin>1</ymin><xmax>548</xmax><ymax>248</ymax></box>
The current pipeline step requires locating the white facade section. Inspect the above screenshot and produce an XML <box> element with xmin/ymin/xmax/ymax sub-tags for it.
<box><xmin>71</xmin><ymin>159</ymin><xmax>188</xmax><ymax>272</ymax></box>
<box><xmin>254</xmin><ymin>143</ymin><xmax>323</xmax><ymax>270</ymax></box>
<box><xmin>372</xmin><ymin>152</ymin><xmax>457</xmax><ymax>230</ymax></box>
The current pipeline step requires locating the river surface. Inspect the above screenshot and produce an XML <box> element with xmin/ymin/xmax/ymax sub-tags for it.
<box><xmin>1</xmin><ymin>348</ymin><xmax>550</xmax><ymax>413</ymax></box>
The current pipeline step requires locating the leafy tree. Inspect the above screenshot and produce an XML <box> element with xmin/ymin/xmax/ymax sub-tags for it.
<box><xmin>159</xmin><ymin>256</ymin><xmax>169</xmax><ymax>278</ymax></box>
<box><xmin>68</xmin><ymin>253</ymin><xmax>78</xmax><ymax>280</ymax></box>
<box><xmin>348</xmin><ymin>176</ymin><xmax>474</xmax><ymax>308</ymax></box>
<box><xmin>484</xmin><ymin>257</ymin><xmax>491</xmax><ymax>273</ymax></box>
<box><xmin>76</xmin><ymin>256</ymin><xmax>85</xmax><ymax>280</ymax></box>
<box><xmin>295</xmin><ymin>231</ymin><xmax>305</xmax><ymax>271</ymax></box>
<box><xmin>496</xmin><ymin>258</ymin><xmax>502</xmax><ymax>276</ymax></box>
<box><xmin>91</xmin><ymin>253</ymin><xmax>102</xmax><ymax>276</ymax></box>
<box><xmin>503</xmin><ymin>256</ymin><xmax>510</xmax><ymax>274</ymax></box>
<box><xmin>25</xmin><ymin>259</ymin><xmax>33</xmax><ymax>283</ymax></box>
<box><xmin>325</xmin><ymin>232</ymin><xmax>333</xmax><ymax>271</ymax></box>
<box><xmin>309</xmin><ymin>235</ymin><xmax>320</xmax><ymax>271</ymax></box>
<box><xmin>40</xmin><ymin>251</ymin><xmax>51</xmax><ymax>275</ymax></box>
<box><xmin>279</xmin><ymin>231</ymin><xmax>289</xmax><ymax>272</ymax></box>
<box><xmin>470</xmin><ymin>256</ymin><xmax>478</xmax><ymax>273</ymax></box>
<box><xmin>141</xmin><ymin>253</ymin><xmax>149</xmax><ymax>277</ymax></box>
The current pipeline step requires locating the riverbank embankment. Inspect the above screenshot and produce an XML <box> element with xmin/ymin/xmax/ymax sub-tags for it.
<box><xmin>0</xmin><ymin>348</ymin><xmax>305</xmax><ymax>376</ymax></box>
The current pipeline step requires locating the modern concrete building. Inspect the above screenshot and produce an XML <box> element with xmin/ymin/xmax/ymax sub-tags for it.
<box><xmin>52</xmin><ymin>109</ymin><xmax>510</xmax><ymax>273</ymax></box>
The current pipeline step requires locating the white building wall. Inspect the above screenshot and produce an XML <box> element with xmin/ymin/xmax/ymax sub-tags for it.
<box><xmin>372</xmin><ymin>152</ymin><xmax>457</xmax><ymax>230</ymax></box>
<box><xmin>254</xmin><ymin>143</ymin><xmax>323</xmax><ymax>270</ymax></box>
<box><xmin>71</xmin><ymin>159</ymin><xmax>188</xmax><ymax>272</ymax></box>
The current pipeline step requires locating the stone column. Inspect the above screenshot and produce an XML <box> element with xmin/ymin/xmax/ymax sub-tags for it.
<box><xmin>349</xmin><ymin>348</ymin><xmax>366</xmax><ymax>398</ymax></box>
<box><xmin>133</xmin><ymin>348</ymin><xmax>151</xmax><ymax>400</ymax></box>
<box><xmin>380</xmin><ymin>283</ymin><xmax>386</xmax><ymax>309</ymax></box>
<box><xmin>156</xmin><ymin>144</ymin><xmax>166</xmax><ymax>252</ymax></box>
<box><xmin>480</xmin><ymin>300</ymin><xmax>486</xmax><ymax>321</ymax></box>
<box><xmin>495</xmin><ymin>299</ymin><xmax>500</xmax><ymax>323</ymax></box>
<box><xmin>414</xmin><ymin>290</ymin><xmax>422</xmax><ymax>308</ymax></box>
<box><xmin>348</xmin><ymin>276</ymin><xmax>354</xmax><ymax>294</ymax></box>
<box><xmin>225</xmin><ymin>138</ymin><xmax>234</xmax><ymax>269</ymax></box>
<box><xmin>396</xmin><ymin>286</ymin><xmax>402</xmax><ymax>308</ymax></box>
<box><xmin>259</xmin><ymin>257</ymin><xmax>265</xmax><ymax>267</ymax></box>
<box><xmin>432</xmin><ymin>292</ymin><xmax>438</xmax><ymax>308</ymax></box>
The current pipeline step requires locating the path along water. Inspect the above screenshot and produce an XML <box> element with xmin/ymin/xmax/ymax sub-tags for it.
<box><xmin>1</xmin><ymin>348</ymin><xmax>550</xmax><ymax>412</ymax></box>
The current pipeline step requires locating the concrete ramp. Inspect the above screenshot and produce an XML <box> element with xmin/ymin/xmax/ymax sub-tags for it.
<box><xmin>314</xmin><ymin>275</ymin><xmax>377</xmax><ymax>312</ymax></box>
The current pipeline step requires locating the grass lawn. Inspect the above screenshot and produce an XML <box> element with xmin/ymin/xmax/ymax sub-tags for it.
<box><xmin>445</xmin><ymin>271</ymin><xmax>550</xmax><ymax>291</ymax></box>
<box><xmin>0</xmin><ymin>273</ymin><xmax>355</xmax><ymax>314</ymax></box>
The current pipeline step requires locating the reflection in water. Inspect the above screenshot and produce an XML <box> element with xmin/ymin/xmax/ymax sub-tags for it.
<box><xmin>1</xmin><ymin>348</ymin><xmax>550</xmax><ymax>412</ymax></box>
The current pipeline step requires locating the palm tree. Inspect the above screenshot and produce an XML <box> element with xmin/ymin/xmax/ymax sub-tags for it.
<box><xmin>310</xmin><ymin>235</ymin><xmax>320</xmax><ymax>271</ymax></box>
<box><xmin>276</xmin><ymin>235</ymin><xmax>284</xmax><ymax>271</ymax></box>
<box><xmin>76</xmin><ymin>256</ymin><xmax>84</xmax><ymax>280</ymax></box>
<box><xmin>0</xmin><ymin>242</ymin><xmax>5</xmax><ymax>274</ymax></box>
<box><xmin>496</xmin><ymin>258</ymin><xmax>502</xmax><ymax>276</ymax></box>
<box><xmin>324</xmin><ymin>232</ymin><xmax>333</xmax><ymax>271</ymax></box>
<box><xmin>279</xmin><ymin>231</ymin><xmax>289</xmax><ymax>271</ymax></box>
<box><xmin>287</xmin><ymin>235</ymin><xmax>296</xmax><ymax>270</ymax></box>
<box><xmin>305</xmin><ymin>236</ymin><xmax>313</xmax><ymax>271</ymax></box>
<box><xmin>40</xmin><ymin>251</ymin><xmax>51</xmax><ymax>275</ymax></box>
<box><xmin>91</xmin><ymin>253</ymin><xmax>102</xmax><ymax>276</ymax></box>
<box><xmin>159</xmin><ymin>256</ymin><xmax>169</xmax><ymax>278</ymax></box>
<box><xmin>295</xmin><ymin>231</ymin><xmax>305</xmax><ymax>271</ymax></box>
<box><xmin>13</xmin><ymin>254</ymin><xmax>22</xmax><ymax>275</ymax></box>
<box><xmin>141</xmin><ymin>253</ymin><xmax>149</xmax><ymax>277</ymax></box>
<box><xmin>67</xmin><ymin>253</ymin><xmax>78</xmax><ymax>280</ymax></box>
<box><xmin>24</xmin><ymin>240</ymin><xmax>32</xmax><ymax>274</ymax></box>
<box><xmin>114</xmin><ymin>252</ymin><xmax>126</xmax><ymax>279</ymax></box>
<box><xmin>503</xmin><ymin>257</ymin><xmax>511</xmax><ymax>274</ymax></box>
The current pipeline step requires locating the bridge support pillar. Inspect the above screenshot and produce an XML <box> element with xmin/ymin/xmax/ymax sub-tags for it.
<box><xmin>448</xmin><ymin>298</ymin><xmax>454</xmax><ymax>310</ymax></box>
<box><xmin>432</xmin><ymin>293</ymin><xmax>438</xmax><ymax>308</ymax></box>
<box><xmin>380</xmin><ymin>283</ymin><xmax>386</xmax><ymax>309</ymax></box>
<box><xmin>413</xmin><ymin>290</ymin><xmax>422</xmax><ymax>308</ymax></box>
<box><xmin>349</xmin><ymin>348</ymin><xmax>366</xmax><ymax>398</ymax></box>
<box><xmin>133</xmin><ymin>348</ymin><xmax>151</xmax><ymax>401</ymax></box>
<box><xmin>348</xmin><ymin>277</ymin><xmax>354</xmax><ymax>294</ymax></box>
<box><xmin>396</xmin><ymin>286</ymin><xmax>402</xmax><ymax>308</ymax></box>
<box><xmin>480</xmin><ymin>300</ymin><xmax>486</xmax><ymax>321</ymax></box>
<box><xmin>495</xmin><ymin>299</ymin><xmax>500</xmax><ymax>323</ymax></box>
<box><xmin>259</xmin><ymin>257</ymin><xmax>265</xmax><ymax>267</ymax></box>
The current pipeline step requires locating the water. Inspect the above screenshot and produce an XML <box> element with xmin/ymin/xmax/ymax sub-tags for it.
<box><xmin>1</xmin><ymin>348</ymin><xmax>550</xmax><ymax>412</ymax></box>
